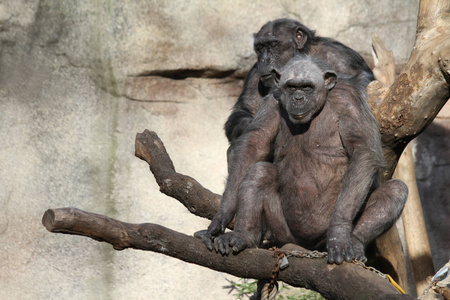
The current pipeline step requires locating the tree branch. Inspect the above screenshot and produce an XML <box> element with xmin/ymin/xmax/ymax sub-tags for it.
<box><xmin>42</xmin><ymin>207</ymin><xmax>415</xmax><ymax>300</ymax></box>
<box><xmin>135</xmin><ymin>130</ymin><xmax>221</xmax><ymax>221</ymax></box>
<box><xmin>367</xmin><ymin>0</ymin><xmax>450</xmax><ymax>180</ymax></box>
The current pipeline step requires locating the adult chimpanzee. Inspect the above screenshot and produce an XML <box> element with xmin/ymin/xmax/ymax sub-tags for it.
<box><xmin>202</xmin><ymin>19</ymin><xmax>375</xmax><ymax>241</ymax></box>
<box><xmin>196</xmin><ymin>55</ymin><xmax>407</xmax><ymax>265</ymax></box>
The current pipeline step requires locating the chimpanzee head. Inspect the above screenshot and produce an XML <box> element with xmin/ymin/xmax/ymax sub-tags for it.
<box><xmin>273</xmin><ymin>55</ymin><xmax>337</xmax><ymax>124</ymax></box>
<box><xmin>253</xmin><ymin>19</ymin><xmax>315</xmax><ymax>89</ymax></box>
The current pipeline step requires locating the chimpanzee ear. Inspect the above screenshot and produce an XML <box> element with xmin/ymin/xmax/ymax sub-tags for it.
<box><xmin>295</xmin><ymin>28</ymin><xmax>308</xmax><ymax>50</ymax></box>
<box><xmin>324</xmin><ymin>71</ymin><xmax>337</xmax><ymax>90</ymax></box>
<box><xmin>271</xmin><ymin>69</ymin><xmax>281</xmax><ymax>87</ymax></box>
<box><xmin>273</xmin><ymin>89</ymin><xmax>282</xmax><ymax>101</ymax></box>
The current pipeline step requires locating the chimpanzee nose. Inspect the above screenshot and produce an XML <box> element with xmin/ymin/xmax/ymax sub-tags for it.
<box><xmin>293</xmin><ymin>91</ymin><xmax>305</xmax><ymax>103</ymax></box>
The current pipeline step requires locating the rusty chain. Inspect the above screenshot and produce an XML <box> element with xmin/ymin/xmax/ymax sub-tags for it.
<box><xmin>268</xmin><ymin>247</ymin><xmax>406</xmax><ymax>294</ymax></box>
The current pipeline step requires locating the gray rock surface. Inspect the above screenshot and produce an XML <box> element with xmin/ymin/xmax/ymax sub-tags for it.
<box><xmin>1</xmin><ymin>1</ymin><xmax>447</xmax><ymax>299</ymax></box>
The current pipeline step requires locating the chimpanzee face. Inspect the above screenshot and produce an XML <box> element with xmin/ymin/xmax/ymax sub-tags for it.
<box><xmin>276</xmin><ymin>57</ymin><xmax>337</xmax><ymax>124</ymax></box>
<box><xmin>253</xmin><ymin>20</ymin><xmax>308</xmax><ymax>89</ymax></box>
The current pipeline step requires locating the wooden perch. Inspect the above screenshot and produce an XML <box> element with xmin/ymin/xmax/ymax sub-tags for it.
<box><xmin>42</xmin><ymin>207</ymin><xmax>415</xmax><ymax>300</ymax></box>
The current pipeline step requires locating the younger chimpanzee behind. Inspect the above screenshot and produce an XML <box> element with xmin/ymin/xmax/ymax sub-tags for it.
<box><xmin>196</xmin><ymin>55</ymin><xmax>407</xmax><ymax>264</ymax></box>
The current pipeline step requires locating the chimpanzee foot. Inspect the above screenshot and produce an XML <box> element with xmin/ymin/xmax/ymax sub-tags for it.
<box><xmin>327</xmin><ymin>225</ymin><xmax>355</xmax><ymax>264</ymax></box>
<box><xmin>326</xmin><ymin>233</ymin><xmax>367</xmax><ymax>264</ymax></box>
<box><xmin>327</xmin><ymin>243</ymin><xmax>354</xmax><ymax>265</ymax></box>
<box><xmin>213</xmin><ymin>232</ymin><xmax>257</xmax><ymax>255</ymax></box>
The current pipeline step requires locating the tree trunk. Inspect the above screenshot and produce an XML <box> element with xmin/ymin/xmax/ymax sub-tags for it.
<box><xmin>394</xmin><ymin>145</ymin><xmax>435</xmax><ymax>295</ymax></box>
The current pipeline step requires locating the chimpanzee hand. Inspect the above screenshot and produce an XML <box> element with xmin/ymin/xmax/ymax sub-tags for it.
<box><xmin>212</xmin><ymin>232</ymin><xmax>256</xmax><ymax>255</ymax></box>
<box><xmin>326</xmin><ymin>224</ymin><xmax>355</xmax><ymax>264</ymax></box>
<box><xmin>194</xmin><ymin>211</ymin><xmax>234</xmax><ymax>251</ymax></box>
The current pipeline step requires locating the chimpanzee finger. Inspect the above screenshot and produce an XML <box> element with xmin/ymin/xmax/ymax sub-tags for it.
<box><xmin>229</xmin><ymin>235</ymin><xmax>237</xmax><ymax>247</ymax></box>
<box><xmin>327</xmin><ymin>249</ymin><xmax>335</xmax><ymax>264</ymax></box>
<box><xmin>359</xmin><ymin>254</ymin><xmax>367</xmax><ymax>263</ymax></box>
<box><xmin>353</xmin><ymin>247</ymin><xmax>367</xmax><ymax>263</ymax></box>
<box><xmin>216</xmin><ymin>238</ymin><xmax>224</xmax><ymax>255</ymax></box>
<box><xmin>229</xmin><ymin>235</ymin><xmax>245</xmax><ymax>253</ymax></box>
<box><xmin>214</xmin><ymin>236</ymin><xmax>221</xmax><ymax>253</ymax></box>
<box><xmin>231</xmin><ymin>239</ymin><xmax>246</xmax><ymax>253</ymax></box>
<box><xmin>333</xmin><ymin>249</ymin><xmax>344</xmax><ymax>265</ymax></box>
<box><xmin>194</xmin><ymin>230</ymin><xmax>213</xmax><ymax>251</ymax></box>
<box><xmin>216</xmin><ymin>236</ymin><xmax>230</xmax><ymax>255</ymax></box>
<box><xmin>344</xmin><ymin>247</ymin><xmax>354</xmax><ymax>262</ymax></box>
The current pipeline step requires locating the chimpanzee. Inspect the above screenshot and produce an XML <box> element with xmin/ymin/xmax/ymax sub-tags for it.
<box><xmin>206</xmin><ymin>19</ymin><xmax>375</xmax><ymax>240</ymax></box>
<box><xmin>196</xmin><ymin>55</ymin><xmax>407</xmax><ymax>265</ymax></box>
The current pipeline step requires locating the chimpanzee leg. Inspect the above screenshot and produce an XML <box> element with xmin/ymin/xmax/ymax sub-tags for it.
<box><xmin>214</xmin><ymin>162</ymin><xmax>294</xmax><ymax>255</ymax></box>
<box><xmin>351</xmin><ymin>179</ymin><xmax>408</xmax><ymax>261</ymax></box>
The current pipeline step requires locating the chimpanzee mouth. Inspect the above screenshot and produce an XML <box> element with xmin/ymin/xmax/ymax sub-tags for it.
<box><xmin>292</xmin><ymin>113</ymin><xmax>307</xmax><ymax>120</ymax></box>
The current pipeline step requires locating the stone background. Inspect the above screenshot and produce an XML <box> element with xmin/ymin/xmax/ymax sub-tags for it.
<box><xmin>0</xmin><ymin>1</ymin><xmax>447</xmax><ymax>299</ymax></box>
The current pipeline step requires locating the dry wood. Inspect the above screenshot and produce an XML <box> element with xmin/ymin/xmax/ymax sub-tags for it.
<box><xmin>42</xmin><ymin>207</ymin><xmax>415</xmax><ymax>300</ymax></box>
<box><xmin>394</xmin><ymin>145</ymin><xmax>435</xmax><ymax>295</ymax></box>
<box><xmin>367</xmin><ymin>0</ymin><xmax>450</xmax><ymax>180</ymax></box>
<box><xmin>371</xmin><ymin>32</ymin><xmax>411</xmax><ymax>293</ymax></box>
<box><xmin>135</xmin><ymin>130</ymin><xmax>221</xmax><ymax>221</ymax></box>
<box><xmin>371</xmin><ymin>31</ymin><xmax>436</xmax><ymax>295</ymax></box>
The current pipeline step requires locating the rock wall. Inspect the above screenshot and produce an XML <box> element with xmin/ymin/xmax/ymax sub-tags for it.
<box><xmin>1</xmin><ymin>1</ymin><xmax>447</xmax><ymax>299</ymax></box>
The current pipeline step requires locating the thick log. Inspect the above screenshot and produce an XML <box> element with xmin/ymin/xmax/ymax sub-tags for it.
<box><xmin>42</xmin><ymin>207</ymin><xmax>416</xmax><ymax>300</ymax></box>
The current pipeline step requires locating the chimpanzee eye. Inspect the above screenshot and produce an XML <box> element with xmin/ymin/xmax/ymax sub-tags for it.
<box><xmin>302</xmin><ymin>86</ymin><xmax>313</xmax><ymax>92</ymax></box>
<box><xmin>254</xmin><ymin>43</ymin><xmax>265</xmax><ymax>53</ymax></box>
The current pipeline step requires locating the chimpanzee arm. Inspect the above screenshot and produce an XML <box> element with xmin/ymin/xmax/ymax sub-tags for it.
<box><xmin>327</xmin><ymin>90</ymin><xmax>385</xmax><ymax>264</ymax></box>
<box><xmin>221</xmin><ymin>95</ymin><xmax>280</xmax><ymax>221</ymax></box>
<box><xmin>195</xmin><ymin>94</ymin><xmax>280</xmax><ymax>249</ymax></box>
<box><xmin>224</xmin><ymin>65</ymin><xmax>264</xmax><ymax>143</ymax></box>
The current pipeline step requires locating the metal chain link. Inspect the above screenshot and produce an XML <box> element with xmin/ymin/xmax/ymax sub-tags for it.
<box><xmin>350</xmin><ymin>259</ymin><xmax>388</xmax><ymax>280</ymax></box>
<box><xmin>268</xmin><ymin>248</ymin><xmax>329</xmax><ymax>294</ymax></box>
<box><xmin>268</xmin><ymin>247</ymin><xmax>407</xmax><ymax>295</ymax></box>
<box><xmin>270</xmin><ymin>247</ymin><xmax>388</xmax><ymax>280</ymax></box>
